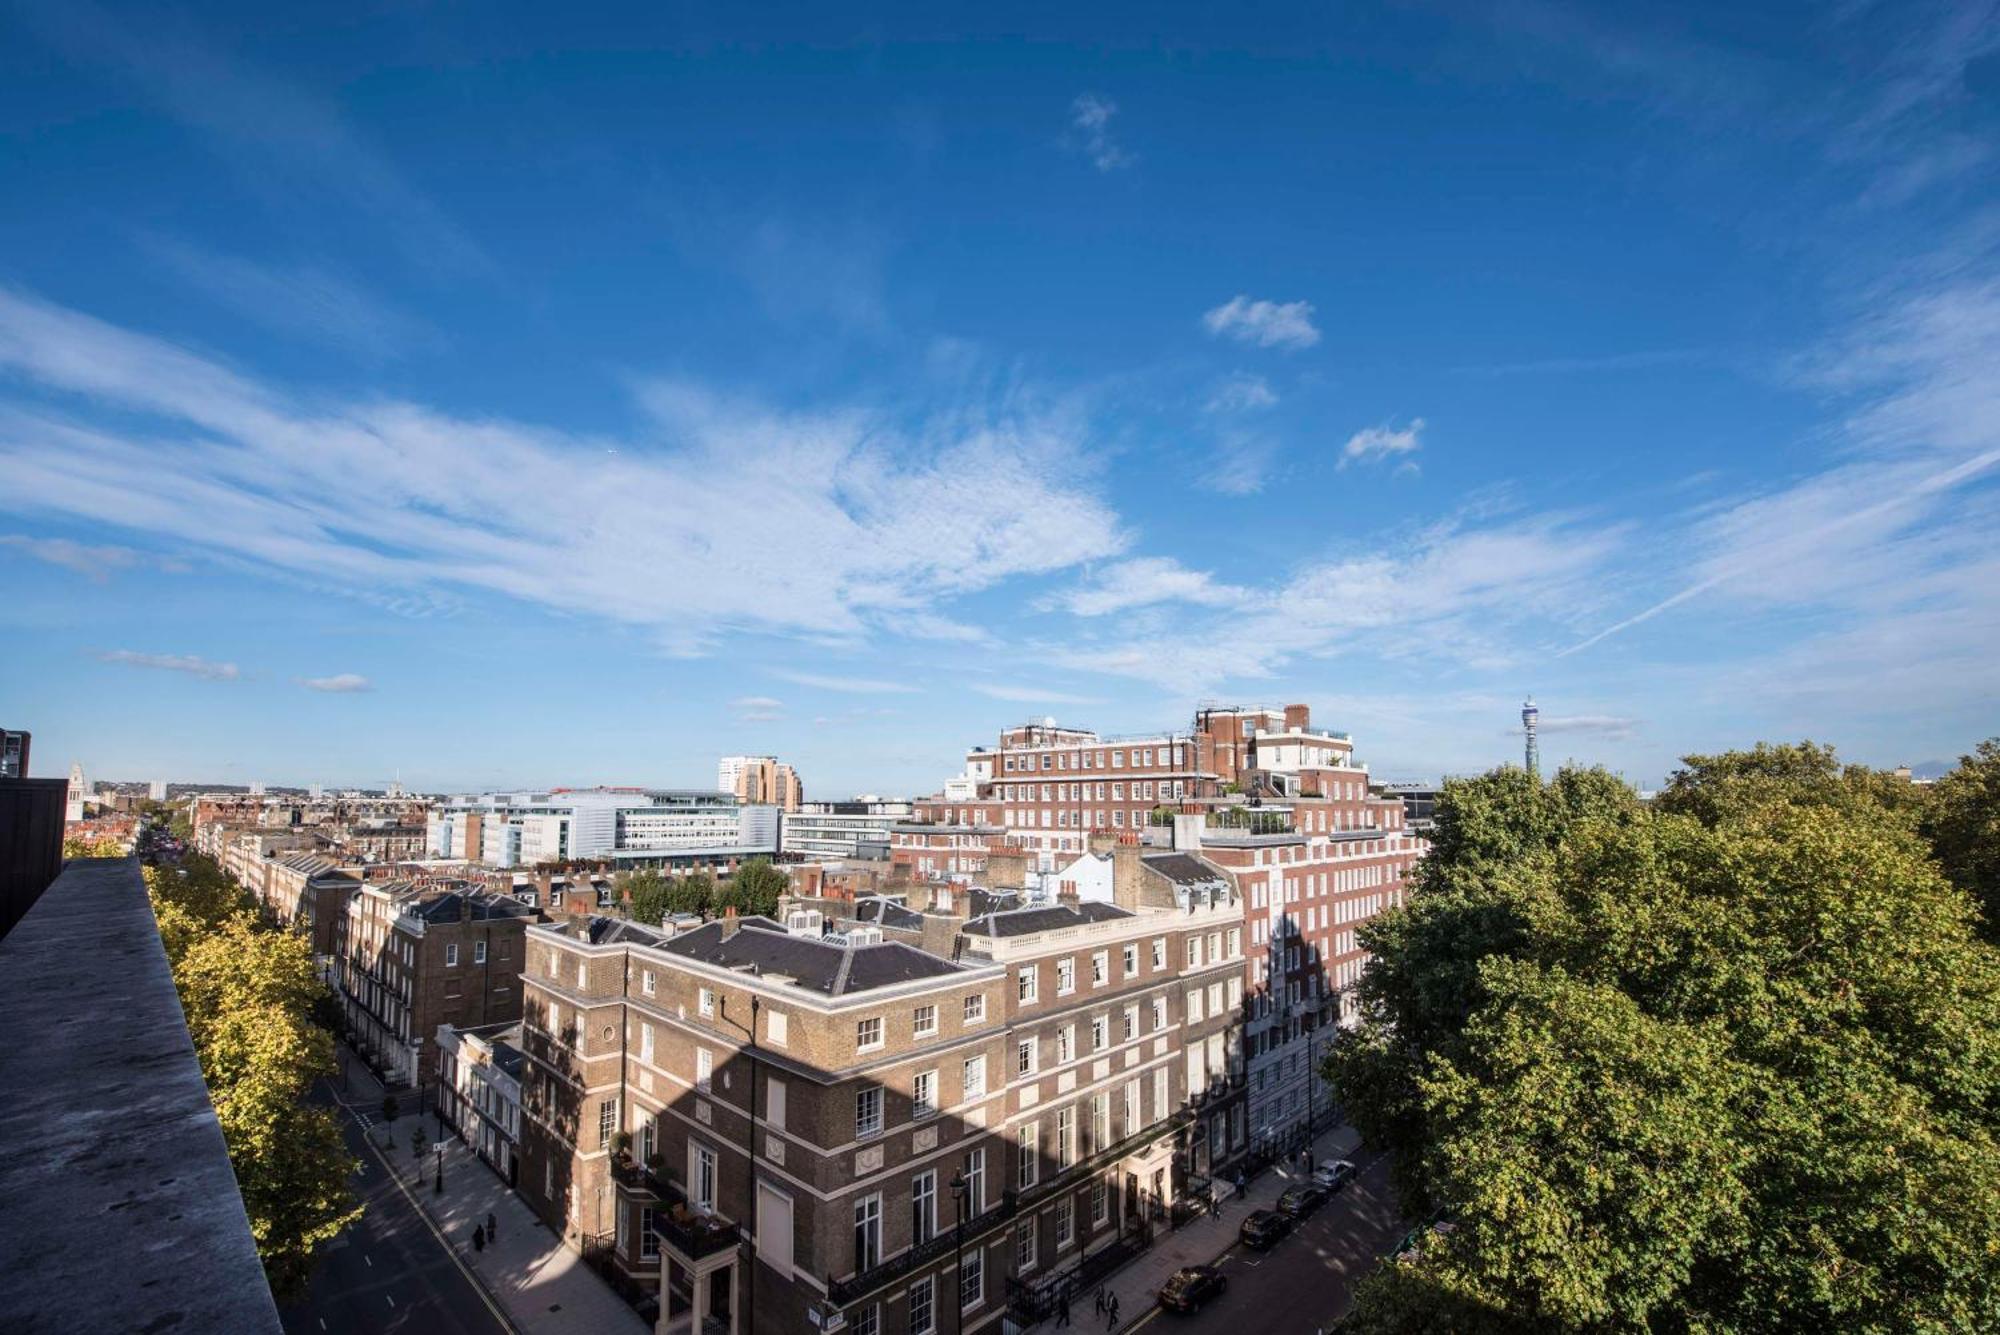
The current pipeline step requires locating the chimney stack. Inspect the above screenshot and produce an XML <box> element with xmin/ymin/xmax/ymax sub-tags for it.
<box><xmin>721</xmin><ymin>905</ymin><xmax>741</xmax><ymax>940</ymax></box>
<box><xmin>1284</xmin><ymin>702</ymin><xmax>1310</xmax><ymax>731</ymax></box>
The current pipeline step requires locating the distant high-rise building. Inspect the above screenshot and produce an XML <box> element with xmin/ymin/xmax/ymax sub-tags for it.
<box><xmin>0</xmin><ymin>727</ymin><xmax>27</xmax><ymax>778</ymax></box>
<box><xmin>148</xmin><ymin>779</ymin><xmax>167</xmax><ymax>802</ymax></box>
<box><xmin>248</xmin><ymin>781</ymin><xmax>265</xmax><ymax>797</ymax></box>
<box><xmin>717</xmin><ymin>754</ymin><xmax>803</xmax><ymax>811</ymax></box>
<box><xmin>1522</xmin><ymin>696</ymin><xmax>1540</xmax><ymax>777</ymax></box>
<box><xmin>309</xmin><ymin>783</ymin><xmax>324</xmax><ymax>801</ymax></box>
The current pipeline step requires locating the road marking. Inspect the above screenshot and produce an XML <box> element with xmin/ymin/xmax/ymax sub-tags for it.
<box><xmin>319</xmin><ymin>1321</ymin><xmax>327</xmax><ymax>1331</ymax></box>
<box><xmin>364</xmin><ymin>1254</ymin><xmax>372</xmax><ymax>1267</ymax></box>
<box><xmin>387</xmin><ymin>1295</ymin><xmax>395</xmax><ymax>1308</ymax></box>
<box><xmin>338</xmin><ymin>1078</ymin><xmax>517</xmax><ymax>1335</ymax></box>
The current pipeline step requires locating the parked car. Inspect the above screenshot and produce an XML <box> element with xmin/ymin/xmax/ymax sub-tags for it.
<box><xmin>1238</xmin><ymin>1208</ymin><xmax>1291</xmax><ymax>1251</ymax></box>
<box><xmin>1313</xmin><ymin>1158</ymin><xmax>1358</xmax><ymax>1192</ymax></box>
<box><xmin>1275</xmin><ymin>1182</ymin><xmax>1329</xmax><ymax>1218</ymax></box>
<box><xmin>1158</xmin><ymin>1265</ymin><xmax>1228</xmax><ymax>1314</ymax></box>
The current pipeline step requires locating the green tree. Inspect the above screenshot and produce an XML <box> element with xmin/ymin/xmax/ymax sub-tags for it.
<box><xmin>1330</xmin><ymin>748</ymin><xmax>2000</xmax><ymax>1333</ymax></box>
<box><xmin>1922</xmin><ymin>739</ymin><xmax>2000</xmax><ymax>943</ymax></box>
<box><xmin>729</xmin><ymin>857</ymin><xmax>788</xmax><ymax>917</ymax></box>
<box><xmin>624</xmin><ymin>869</ymin><xmax>671</xmax><ymax>925</ymax></box>
<box><xmin>147</xmin><ymin>858</ymin><xmax>361</xmax><ymax>1297</ymax></box>
<box><xmin>665</xmin><ymin>872</ymin><xmax>715</xmax><ymax>916</ymax></box>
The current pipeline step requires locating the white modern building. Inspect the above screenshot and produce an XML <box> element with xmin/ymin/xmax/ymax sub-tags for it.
<box><xmin>427</xmin><ymin>788</ymin><xmax>777</xmax><ymax>870</ymax></box>
<box><xmin>778</xmin><ymin>797</ymin><xmax>913</xmax><ymax>861</ymax></box>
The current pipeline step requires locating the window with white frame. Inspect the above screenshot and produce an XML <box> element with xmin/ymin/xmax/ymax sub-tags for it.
<box><xmin>913</xmin><ymin>1003</ymin><xmax>938</xmax><ymax>1038</ymax></box>
<box><xmin>1015</xmin><ymin>1221</ymin><xmax>1037</xmax><ymax>1272</ymax></box>
<box><xmin>696</xmin><ymin>1047</ymin><xmax>712</xmax><ymax>1092</ymax></box>
<box><xmin>598</xmin><ymin>1100</ymin><xmax>618</xmax><ymax>1147</ymax></box>
<box><xmin>911</xmin><ymin>1170</ymin><xmax>937</xmax><ymax>1244</ymax></box>
<box><xmin>1090</xmin><ymin>951</ymin><xmax>1108</xmax><ymax>986</ymax></box>
<box><xmin>1056</xmin><ymin>958</ymin><xmax>1075</xmax><ymax>995</ymax></box>
<box><xmin>640</xmin><ymin>1205</ymin><xmax>659</xmax><ymax>1258</ymax></box>
<box><xmin>1055</xmin><ymin>1197</ymin><xmax>1075</xmax><ymax>1247</ymax></box>
<box><xmin>1151</xmin><ymin>938</ymin><xmax>1165</xmax><ymax>969</ymax></box>
<box><xmin>641</xmin><ymin>968</ymin><xmax>655</xmax><ymax>995</ymax></box>
<box><xmin>1056</xmin><ymin>1106</ymin><xmax>1076</xmax><ymax>1169</ymax></box>
<box><xmin>964</xmin><ymin>1147</ymin><xmax>985</xmax><ymax>1211</ymax></box>
<box><xmin>1122</xmin><ymin>1003</ymin><xmax>1138</xmax><ymax>1041</ymax></box>
<box><xmin>475</xmin><ymin>940</ymin><xmax>487</xmax><ymax>964</ymax></box>
<box><xmin>693</xmin><ymin>1142</ymin><xmax>716</xmax><ymax>1209</ymax></box>
<box><xmin>850</xmin><ymin>1306</ymin><xmax>879</xmax><ymax>1335</ymax></box>
<box><xmin>960</xmin><ymin>1247</ymin><xmax>983</xmax><ymax>1310</ymax></box>
<box><xmin>1151</xmin><ymin>995</ymin><xmax>1168</xmax><ymax>1030</ymax></box>
<box><xmin>909</xmin><ymin>1277</ymin><xmax>936</xmax><ymax>1335</ymax></box>
<box><xmin>853</xmin><ymin>1193</ymin><xmax>882</xmax><ymax>1270</ymax></box>
<box><xmin>1122</xmin><ymin>943</ymin><xmax>1138</xmax><ymax>976</ymax></box>
<box><xmin>1018</xmin><ymin>1122</ymin><xmax>1038</xmax><ymax>1188</ymax></box>
<box><xmin>1056</xmin><ymin>1025</ymin><xmax>1074</xmax><ymax>1063</ymax></box>
<box><xmin>963</xmin><ymin>993</ymin><xmax>986</xmax><ymax>1024</ymax></box>
<box><xmin>857</xmin><ymin>1016</ymin><xmax>884</xmax><ymax>1051</ymax></box>
<box><xmin>1091</xmin><ymin>1178</ymin><xmax>1109</xmax><ymax>1225</ymax></box>
<box><xmin>912</xmin><ymin>1069</ymin><xmax>938</xmax><ymax>1120</ymax></box>
<box><xmin>698</xmin><ymin>987</ymin><xmax>714</xmax><ymax>1017</ymax></box>
<box><xmin>1017</xmin><ymin>967</ymin><xmax>1038</xmax><ymax>1004</ymax></box>
<box><xmin>855</xmin><ymin>1085</ymin><xmax>883</xmax><ymax>1138</ymax></box>
<box><xmin>1090</xmin><ymin>1015</ymin><xmax>1108</xmax><ymax>1050</ymax></box>
<box><xmin>1016</xmin><ymin>1036</ymin><xmax>1037</xmax><ymax>1076</ymax></box>
<box><xmin>1186</xmin><ymin>987</ymin><xmax>1205</xmax><ymax>1023</ymax></box>
<box><xmin>963</xmin><ymin>1054</ymin><xmax>987</xmax><ymax>1100</ymax></box>
<box><xmin>445</xmin><ymin>943</ymin><xmax>459</xmax><ymax>967</ymax></box>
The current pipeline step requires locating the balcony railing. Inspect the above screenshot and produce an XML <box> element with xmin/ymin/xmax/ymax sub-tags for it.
<box><xmin>613</xmin><ymin>1154</ymin><xmax>742</xmax><ymax>1261</ymax></box>
<box><xmin>827</xmin><ymin>1189</ymin><xmax>1019</xmax><ymax>1306</ymax></box>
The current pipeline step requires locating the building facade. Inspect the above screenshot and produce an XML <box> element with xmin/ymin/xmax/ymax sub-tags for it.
<box><xmin>719</xmin><ymin>756</ymin><xmax>804</xmax><ymax>812</ymax></box>
<box><xmin>428</xmin><ymin>789</ymin><xmax>777</xmax><ymax>873</ymax></box>
<box><xmin>781</xmin><ymin>799</ymin><xmax>913</xmax><ymax>862</ymax></box>
<box><xmin>334</xmin><ymin>883</ymin><xmax>536</xmax><ymax>1087</ymax></box>
<box><xmin>511</xmin><ymin>836</ymin><xmax>1251</xmax><ymax>1335</ymax></box>
<box><xmin>437</xmin><ymin>1022</ymin><xmax>526</xmax><ymax>1186</ymax></box>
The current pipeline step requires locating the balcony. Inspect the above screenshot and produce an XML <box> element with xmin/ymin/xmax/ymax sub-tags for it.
<box><xmin>613</xmin><ymin>1154</ymin><xmax>741</xmax><ymax>1261</ymax></box>
<box><xmin>827</xmin><ymin>1189</ymin><xmax>1019</xmax><ymax>1306</ymax></box>
<box><xmin>0</xmin><ymin>858</ymin><xmax>281</xmax><ymax>1332</ymax></box>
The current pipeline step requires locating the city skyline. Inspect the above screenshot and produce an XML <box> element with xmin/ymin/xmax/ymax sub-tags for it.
<box><xmin>4</xmin><ymin>2</ymin><xmax>1996</xmax><ymax>795</ymax></box>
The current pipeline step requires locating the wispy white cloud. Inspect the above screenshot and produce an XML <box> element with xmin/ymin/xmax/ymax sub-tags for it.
<box><xmin>13</xmin><ymin>0</ymin><xmax>487</xmax><ymax>274</ymax></box>
<box><xmin>970</xmin><ymin>683</ymin><xmax>1103</xmax><ymax>705</ymax></box>
<box><xmin>731</xmin><ymin>694</ymin><xmax>785</xmax><ymax>723</ymax></box>
<box><xmin>301</xmin><ymin>673</ymin><xmax>371</xmax><ymax>693</ymax></box>
<box><xmin>767</xmin><ymin>670</ymin><xmax>920</xmax><ymax>695</ymax></box>
<box><xmin>1202</xmin><ymin>296</ymin><xmax>1320</xmax><ymax>350</ymax></box>
<box><xmin>1522</xmin><ymin>714</ymin><xmax>1641</xmax><ymax>740</ymax></box>
<box><xmin>1340</xmin><ymin>418</ymin><xmax>1425</xmax><ymax>470</ymax></box>
<box><xmin>1204</xmin><ymin>373</ymin><xmax>1278</xmax><ymax>413</ymax></box>
<box><xmin>1052</xmin><ymin>557</ymin><xmax>1250</xmax><ymax>617</ymax></box>
<box><xmin>141</xmin><ymin>236</ymin><xmax>435</xmax><ymax>357</ymax></box>
<box><xmin>1068</xmin><ymin>93</ymin><xmax>1132</xmax><ymax>172</ymax></box>
<box><xmin>0</xmin><ymin>533</ymin><xmax>183</xmax><ymax>579</ymax></box>
<box><xmin>0</xmin><ymin>287</ymin><xmax>1127</xmax><ymax>654</ymax></box>
<box><xmin>98</xmin><ymin>650</ymin><xmax>238</xmax><ymax>681</ymax></box>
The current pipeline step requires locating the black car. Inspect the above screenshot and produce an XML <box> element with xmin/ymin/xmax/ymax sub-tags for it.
<box><xmin>1158</xmin><ymin>1264</ymin><xmax>1228</xmax><ymax>1314</ymax></box>
<box><xmin>1275</xmin><ymin>1183</ymin><xmax>1329</xmax><ymax>1218</ymax></box>
<box><xmin>1238</xmin><ymin>1208</ymin><xmax>1291</xmax><ymax>1250</ymax></box>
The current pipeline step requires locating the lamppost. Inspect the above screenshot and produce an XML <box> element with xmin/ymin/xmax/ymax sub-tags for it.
<box><xmin>435</xmin><ymin>1145</ymin><xmax>444</xmax><ymax>1195</ymax></box>
<box><xmin>949</xmin><ymin>1166</ymin><xmax>970</xmax><ymax>1335</ymax></box>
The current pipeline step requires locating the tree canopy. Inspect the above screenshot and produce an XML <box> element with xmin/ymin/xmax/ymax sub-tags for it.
<box><xmin>1923</xmin><ymin>739</ymin><xmax>2000</xmax><ymax>944</ymax></box>
<box><xmin>146</xmin><ymin>849</ymin><xmax>360</xmax><ymax>1298</ymax></box>
<box><xmin>1328</xmin><ymin>748</ymin><xmax>2000</xmax><ymax>1333</ymax></box>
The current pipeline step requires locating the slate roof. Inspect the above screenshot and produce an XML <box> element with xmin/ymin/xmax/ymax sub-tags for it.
<box><xmin>963</xmin><ymin>901</ymin><xmax>1132</xmax><ymax>938</ymax></box>
<box><xmin>550</xmin><ymin>916</ymin><xmax>665</xmax><ymax>945</ymax></box>
<box><xmin>853</xmin><ymin>896</ymin><xmax>925</xmax><ymax>931</ymax></box>
<box><xmin>1140</xmin><ymin>853</ymin><xmax>1227</xmax><ymax>888</ymax></box>
<box><xmin>401</xmin><ymin>889</ymin><xmax>537</xmax><ymax>924</ymax></box>
<box><xmin>656</xmin><ymin>918</ymin><xmax>962</xmax><ymax>996</ymax></box>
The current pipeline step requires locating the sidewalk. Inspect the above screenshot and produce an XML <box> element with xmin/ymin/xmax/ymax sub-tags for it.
<box><xmin>1031</xmin><ymin>1122</ymin><xmax>1364</xmax><ymax>1331</ymax></box>
<box><xmin>334</xmin><ymin>1044</ymin><xmax>649</xmax><ymax>1335</ymax></box>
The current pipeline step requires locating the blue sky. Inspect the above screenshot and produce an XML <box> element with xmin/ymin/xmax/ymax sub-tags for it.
<box><xmin>1</xmin><ymin>1</ymin><xmax>1996</xmax><ymax>795</ymax></box>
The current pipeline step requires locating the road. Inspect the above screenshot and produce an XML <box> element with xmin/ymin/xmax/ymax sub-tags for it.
<box><xmin>1127</xmin><ymin>1154</ymin><xmax>1406</xmax><ymax>1335</ymax></box>
<box><xmin>279</xmin><ymin>1081</ymin><xmax>512</xmax><ymax>1335</ymax></box>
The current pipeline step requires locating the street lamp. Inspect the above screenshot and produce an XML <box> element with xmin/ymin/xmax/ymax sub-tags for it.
<box><xmin>949</xmin><ymin>1167</ymin><xmax>970</xmax><ymax>1335</ymax></box>
<box><xmin>435</xmin><ymin>1145</ymin><xmax>444</xmax><ymax>1195</ymax></box>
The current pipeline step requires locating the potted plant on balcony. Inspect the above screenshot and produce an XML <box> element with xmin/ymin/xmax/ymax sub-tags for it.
<box><xmin>611</xmin><ymin>1129</ymin><xmax>633</xmax><ymax>1167</ymax></box>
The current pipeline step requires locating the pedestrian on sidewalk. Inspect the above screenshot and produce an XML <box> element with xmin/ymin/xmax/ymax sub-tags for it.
<box><xmin>1056</xmin><ymin>1290</ymin><xmax>1071</xmax><ymax>1327</ymax></box>
<box><xmin>473</xmin><ymin>1224</ymin><xmax>485</xmax><ymax>1253</ymax></box>
<box><xmin>1108</xmin><ymin>1293</ymin><xmax>1120</xmax><ymax>1329</ymax></box>
<box><xmin>1095</xmin><ymin>1285</ymin><xmax>1106</xmax><ymax>1318</ymax></box>
<box><xmin>486</xmin><ymin>1209</ymin><xmax>497</xmax><ymax>1243</ymax></box>
<box><xmin>1235</xmin><ymin>1169</ymin><xmax>1246</xmax><ymax>1199</ymax></box>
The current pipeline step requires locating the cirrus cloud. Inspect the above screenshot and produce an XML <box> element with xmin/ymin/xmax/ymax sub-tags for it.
<box><xmin>98</xmin><ymin>649</ymin><xmax>239</xmax><ymax>681</ymax></box>
<box><xmin>301</xmin><ymin>673</ymin><xmax>372</xmax><ymax>693</ymax></box>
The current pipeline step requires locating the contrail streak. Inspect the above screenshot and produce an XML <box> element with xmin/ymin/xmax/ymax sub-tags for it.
<box><xmin>1559</xmin><ymin>446</ymin><xmax>2000</xmax><ymax>658</ymax></box>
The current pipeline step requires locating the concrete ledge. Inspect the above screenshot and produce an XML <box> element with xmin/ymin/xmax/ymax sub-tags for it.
<box><xmin>0</xmin><ymin>857</ymin><xmax>282</xmax><ymax>1334</ymax></box>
